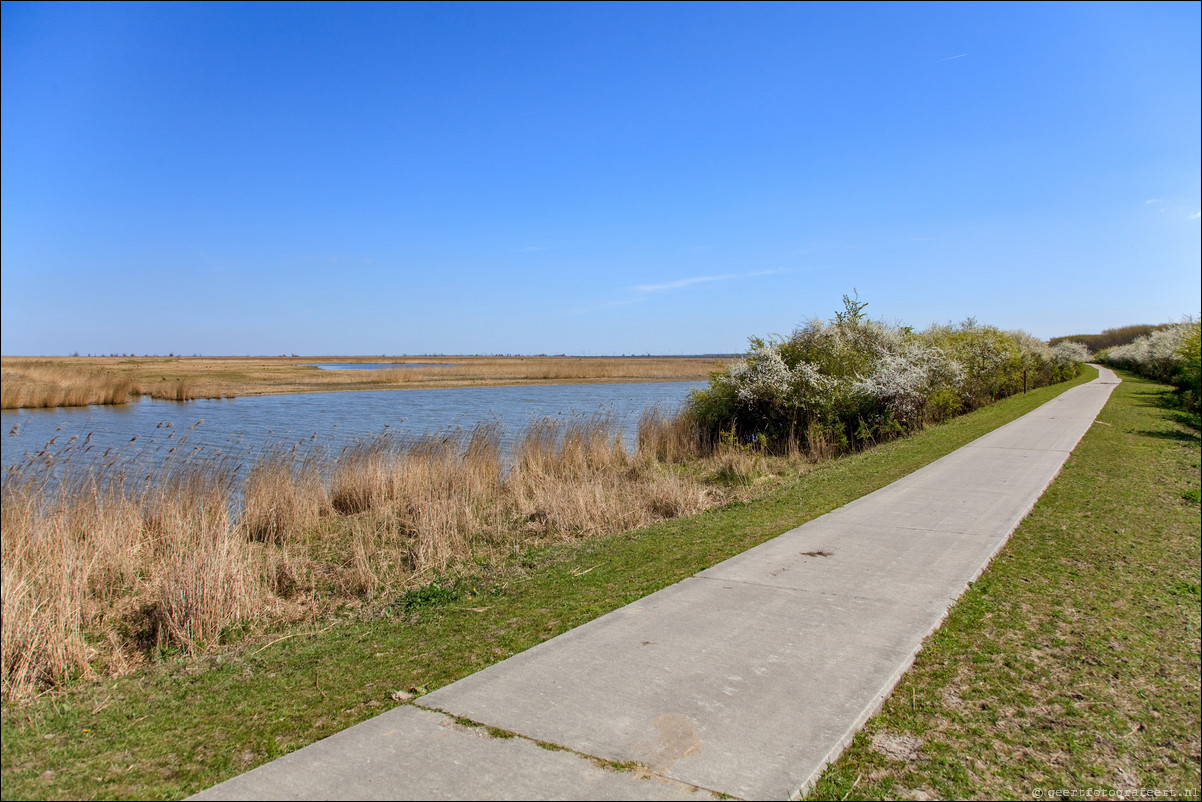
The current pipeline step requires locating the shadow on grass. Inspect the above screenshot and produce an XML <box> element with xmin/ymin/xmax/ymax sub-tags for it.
<box><xmin>1130</xmin><ymin>389</ymin><xmax>1170</xmax><ymax>408</ymax></box>
<box><xmin>1155</xmin><ymin>392</ymin><xmax>1202</xmax><ymax>432</ymax></box>
<box><xmin>1129</xmin><ymin>387</ymin><xmax>1202</xmax><ymax>431</ymax></box>
<box><xmin>1169</xmin><ymin>409</ymin><xmax>1202</xmax><ymax>431</ymax></box>
<box><xmin>1137</xmin><ymin>428</ymin><xmax>1201</xmax><ymax>443</ymax></box>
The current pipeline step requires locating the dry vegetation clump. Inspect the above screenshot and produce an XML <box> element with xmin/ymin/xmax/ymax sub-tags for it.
<box><xmin>0</xmin><ymin>362</ymin><xmax>139</xmax><ymax>409</ymax></box>
<box><xmin>0</xmin><ymin>360</ymin><xmax>208</xmax><ymax>409</ymax></box>
<box><xmin>244</xmin><ymin>450</ymin><xmax>329</xmax><ymax>543</ymax></box>
<box><xmin>0</xmin><ymin>457</ymin><xmax>261</xmax><ymax>700</ymax></box>
<box><xmin>509</xmin><ymin>414</ymin><xmax>707</xmax><ymax>538</ymax></box>
<box><xmin>0</xmin><ymin>415</ymin><xmax>733</xmax><ymax>701</ymax></box>
<box><xmin>152</xmin><ymin>377</ymin><xmax>197</xmax><ymax>403</ymax></box>
<box><xmin>140</xmin><ymin>461</ymin><xmax>262</xmax><ymax>651</ymax></box>
<box><xmin>636</xmin><ymin>404</ymin><xmax>707</xmax><ymax>463</ymax></box>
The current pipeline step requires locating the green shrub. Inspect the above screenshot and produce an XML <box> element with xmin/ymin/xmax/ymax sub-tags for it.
<box><xmin>1172</xmin><ymin>322</ymin><xmax>1200</xmax><ymax>413</ymax></box>
<box><xmin>687</xmin><ymin>295</ymin><xmax>1082</xmax><ymax>456</ymax></box>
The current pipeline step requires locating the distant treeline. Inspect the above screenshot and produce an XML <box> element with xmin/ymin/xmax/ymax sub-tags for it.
<box><xmin>1048</xmin><ymin>325</ymin><xmax>1169</xmax><ymax>353</ymax></box>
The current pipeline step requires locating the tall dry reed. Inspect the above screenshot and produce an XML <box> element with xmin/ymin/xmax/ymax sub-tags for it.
<box><xmin>636</xmin><ymin>404</ymin><xmax>706</xmax><ymax>463</ymax></box>
<box><xmin>141</xmin><ymin>378</ymin><xmax>199</xmax><ymax>403</ymax></box>
<box><xmin>0</xmin><ymin>364</ymin><xmax>138</xmax><ymax>410</ymax></box>
<box><xmin>1</xmin><ymin>362</ymin><xmax>206</xmax><ymax>410</ymax></box>
<box><xmin>1</xmin><ymin>455</ymin><xmax>262</xmax><ymax>700</ymax></box>
<box><xmin>244</xmin><ymin>449</ymin><xmax>328</xmax><ymax>543</ymax></box>
<box><xmin>1</xmin><ymin>415</ymin><xmax>722</xmax><ymax>701</ymax></box>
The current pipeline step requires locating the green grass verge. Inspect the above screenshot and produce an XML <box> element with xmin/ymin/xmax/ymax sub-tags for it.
<box><xmin>1</xmin><ymin>368</ymin><xmax>1107</xmax><ymax>801</ymax></box>
<box><xmin>808</xmin><ymin>370</ymin><xmax>1201</xmax><ymax>800</ymax></box>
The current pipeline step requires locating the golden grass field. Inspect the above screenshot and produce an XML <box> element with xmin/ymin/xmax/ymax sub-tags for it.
<box><xmin>0</xmin><ymin>354</ymin><xmax>732</xmax><ymax>410</ymax></box>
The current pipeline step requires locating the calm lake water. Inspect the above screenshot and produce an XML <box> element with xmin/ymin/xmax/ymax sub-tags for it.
<box><xmin>1</xmin><ymin>382</ymin><xmax>704</xmax><ymax>474</ymax></box>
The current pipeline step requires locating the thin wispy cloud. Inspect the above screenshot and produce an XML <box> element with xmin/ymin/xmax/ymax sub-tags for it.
<box><xmin>1145</xmin><ymin>200</ymin><xmax>1200</xmax><ymax>219</ymax></box>
<box><xmin>634</xmin><ymin>268</ymin><xmax>787</xmax><ymax>294</ymax></box>
<box><xmin>635</xmin><ymin>274</ymin><xmax>736</xmax><ymax>293</ymax></box>
<box><xmin>561</xmin><ymin>268</ymin><xmax>790</xmax><ymax>317</ymax></box>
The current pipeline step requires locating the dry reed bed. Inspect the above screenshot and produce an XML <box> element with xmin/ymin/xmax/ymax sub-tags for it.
<box><xmin>1</xmin><ymin>362</ymin><xmax>204</xmax><ymax>409</ymax></box>
<box><xmin>1</xmin><ymin>412</ymin><xmax>722</xmax><ymax>701</ymax></box>
<box><xmin>364</xmin><ymin>356</ymin><xmax>726</xmax><ymax>385</ymax></box>
<box><xmin>0</xmin><ymin>355</ymin><xmax>728</xmax><ymax>410</ymax></box>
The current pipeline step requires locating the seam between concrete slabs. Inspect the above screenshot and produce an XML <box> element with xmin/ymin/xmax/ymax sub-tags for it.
<box><xmin>764</xmin><ymin>521</ymin><xmax>1050</xmax><ymax>539</ymax></box>
<box><xmin>962</xmin><ymin>443</ymin><xmax>1075</xmax><ymax>452</ymax></box>
<box><xmin>689</xmin><ymin>574</ymin><xmax>965</xmax><ymax>607</ymax></box>
<box><xmin>409</xmin><ymin>703</ymin><xmax>726</xmax><ymax>799</ymax></box>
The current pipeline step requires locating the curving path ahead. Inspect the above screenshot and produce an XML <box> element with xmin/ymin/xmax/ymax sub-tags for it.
<box><xmin>192</xmin><ymin>367</ymin><xmax>1120</xmax><ymax>801</ymax></box>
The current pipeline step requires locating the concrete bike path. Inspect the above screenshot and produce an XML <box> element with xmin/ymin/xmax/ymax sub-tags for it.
<box><xmin>193</xmin><ymin>367</ymin><xmax>1119</xmax><ymax>801</ymax></box>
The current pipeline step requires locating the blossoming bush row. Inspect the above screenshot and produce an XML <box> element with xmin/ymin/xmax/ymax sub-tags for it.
<box><xmin>686</xmin><ymin>295</ymin><xmax>1086</xmax><ymax>456</ymax></box>
<box><xmin>1102</xmin><ymin>320</ymin><xmax>1201</xmax><ymax>412</ymax></box>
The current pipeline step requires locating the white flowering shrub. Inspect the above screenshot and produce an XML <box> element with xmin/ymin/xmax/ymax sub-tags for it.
<box><xmin>854</xmin><ymin>340</ymin><xmax>957</xmax><ymax>427</ymax></box>
<box><xmin>1105</xmin><ymin>324</ymin><xmax>1190</xmax><ymax>381</ymax></box>
<box><xmin>1103</xmin><ymin>320</ymin><xmax>1200</xmax><ymax>411</ymax></box>
<box><xmin>1050</xmin><ymin>340</ymin><xmax>1091</xmax><ymax>365</ymax></box>
<box><xmin>705</xmin><ymin>336</ymin><xmax>851</xmax><ymax>440</ymax></box>
<box><xmin>718</xmin><ymin>338</ymin><xmax>792</xmax><ymax>409</ymax></box>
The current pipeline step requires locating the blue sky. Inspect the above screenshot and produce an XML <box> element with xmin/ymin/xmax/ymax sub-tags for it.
<box><xmin>2</xmin><ymin>1</ymin><xmax>1198</xmax><ymax>356</ymax></box>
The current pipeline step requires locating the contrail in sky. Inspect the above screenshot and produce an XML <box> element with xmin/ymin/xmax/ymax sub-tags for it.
<box><xmin>929</xmin><ymin>52</ymin><xmax>969</xmax><ymax>64</ymax></box>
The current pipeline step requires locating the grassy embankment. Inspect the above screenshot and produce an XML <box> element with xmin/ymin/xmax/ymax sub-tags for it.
<box><xmin>0</xmin><ymin>355</ymin><xmax>728</xmax><ymax>410</ymax></box>
<box><xmin>809</xmin><ymin>371</ymin><xmax>1200</xmax><ymax>800</ymax></box>
<box><xmin>0</xmin><ymin>367</ymin><xmax>1152</xmax><ymax>800</ymax></box>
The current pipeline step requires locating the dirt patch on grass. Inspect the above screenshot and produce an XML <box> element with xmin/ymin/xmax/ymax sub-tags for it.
<box><xmin>871</xmin><ymin>732</ymin><xmax>923</xmax><ymax>761</ymax></box>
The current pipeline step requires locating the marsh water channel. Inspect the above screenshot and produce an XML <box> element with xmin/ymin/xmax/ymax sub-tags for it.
<box><xmin>1</xmin><ymin>381</ymin><xmax>704</xmax><ymax>481</ymax></box>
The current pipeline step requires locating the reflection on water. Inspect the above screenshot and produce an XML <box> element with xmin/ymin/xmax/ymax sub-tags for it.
<box><xmin>2</xmin><ymin>382</ymin><xmax>703</xmax><ymax>475</ymax></box>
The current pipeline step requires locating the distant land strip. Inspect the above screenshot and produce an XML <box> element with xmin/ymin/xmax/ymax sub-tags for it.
<box><xmin>0</xmin><ymin>355</ymin><xmax>737</xmax><ymax>410</ymax></box>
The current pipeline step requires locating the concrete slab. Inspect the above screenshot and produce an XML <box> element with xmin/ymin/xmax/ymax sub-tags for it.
<box><xmin>421</xmin><ymin>576</ymin><xmax>943</xmax><ymax>800</ymax></box>
<box><xmin>698</xmin><ymin>518</ymin><xmax>1009</xmax><ymax>604</ymax></box>
<box><xmin>834</xmin><ymin>446</ymin><xmax>1071</xmax><ymax>536</ymax></box>
<box><xmin>965</xmin><ymin>378</ymin><xmax>1117</xmax><ymax>453</ymax></box>
<box><xmin>190</xmin><ymin>705</ymin><xmax>715</xmax><ymax>801</ymax></box>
